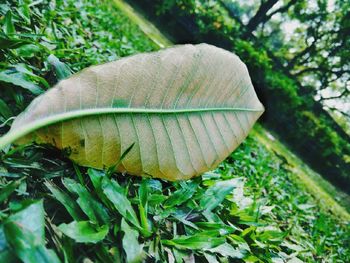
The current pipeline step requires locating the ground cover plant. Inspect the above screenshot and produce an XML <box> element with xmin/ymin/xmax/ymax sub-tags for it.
<box><xmin>0</xmin><ymin>0</ymin><xmax>349</xmax><ymax>262</ymax></box>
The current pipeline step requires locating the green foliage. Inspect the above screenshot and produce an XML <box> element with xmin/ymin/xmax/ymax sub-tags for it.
<box><xmin>1</xmin><ymin>138</ymin><xmax>349</xmax><ymax>262</ymax></box>
<box><xmin>1</xmin><ymin>200</ymin><xmax>61</xmax><ymax>263</ymax></box>
<box><xmin>233</xmin><ymin>40</ymin><xmax>271</xmax><ymax>72</ymax></box>
<box><xmin>0</xmin><ymin>0</ymin><xmax>349</xmax><ymax>262</ymax></box>
<box><xmin>0</xmin><ymin>0</ymin><xmax>158</xmax><ymax>121</ymax></box>
<box><xmin>146</xmin><ymin>0</ymin><xmax>350</xmax><ymax>190</ymax></box>
<box><xmin>58</xmin><ymin>221</ymin><xmax>109</xmax><ymax>244</ymax></box>
<box><xmin>156</xmin><ymin>0</ymin><xmax>239</xmax><ymax>37</ymax></box>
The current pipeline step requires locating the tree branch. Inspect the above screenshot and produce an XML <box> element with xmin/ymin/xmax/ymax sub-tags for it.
<box><xmin>265</xmin><ymin>0</ymin><xmax>298</xmax><ymax>21</ymax></box>
<box><xmin>326</xmin><ymin>106</ymin><xmax>350</xmax><ymax>118</ymax></box>
<box><xmin>318</xmin><ymin>88</ymin><xmax>350</xmax><ymax>102</ymax></box>
<box><xmin>242</xmin><ymin>0</ymin><xmax>279</xmax><ymax>38</ymax></box>
<box><xmin>294</xmin><ymin>67</ymin><xmax>350</xmax><ymax>77</ymax></box>
<box><xmin>286</xmin><ymin>36</ymin><xmax>318</xmax><ymax>70</ymax></box>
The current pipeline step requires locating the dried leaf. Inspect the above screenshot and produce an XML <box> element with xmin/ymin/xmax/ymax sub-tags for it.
<box><xmin>0</xmin><ymin>44</ymin><xmax>264</xmax><ymax>180</ymax></box>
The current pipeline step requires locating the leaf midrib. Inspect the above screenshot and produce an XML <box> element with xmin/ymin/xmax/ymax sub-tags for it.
<box><xmin>0</xmin><ymin>106</ymin><xmax>263</xmax><ymax>150</ymax></box>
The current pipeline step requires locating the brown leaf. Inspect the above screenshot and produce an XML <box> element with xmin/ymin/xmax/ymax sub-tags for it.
<box><xmin>2</xmin><ymin>44</ymin><xmax>264</xmax><ymax>180</ymax></box>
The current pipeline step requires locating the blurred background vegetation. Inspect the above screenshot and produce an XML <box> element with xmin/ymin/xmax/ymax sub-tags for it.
<box><xmin>0</xmin><ymin>0</ymin><xmax>349</xmax><ymax>262</ymax></box>
<box><xmin>127</xmin><ymin>0</ymin><xmax>350</xmax><ymax>193</ymax></box>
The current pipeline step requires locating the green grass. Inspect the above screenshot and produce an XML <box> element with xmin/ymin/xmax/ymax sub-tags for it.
<box><xmin>251</xmin><ymin>124</ymin><xmax>350</xmax><ymax>221</ymax></box>
<box><xmin>112</xmin><ymin>0</ymin><xmax>172</xmax><ymax>48</ymax></box>
<box><xmin>114</xmin><ymin>0</ymin><xmax>350</xmax><ymax>222</ymax></box>
<box><xmin>0</xmin><ymin>0</ymin><xmax>349</xmax><ymax>262</ymax></box>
